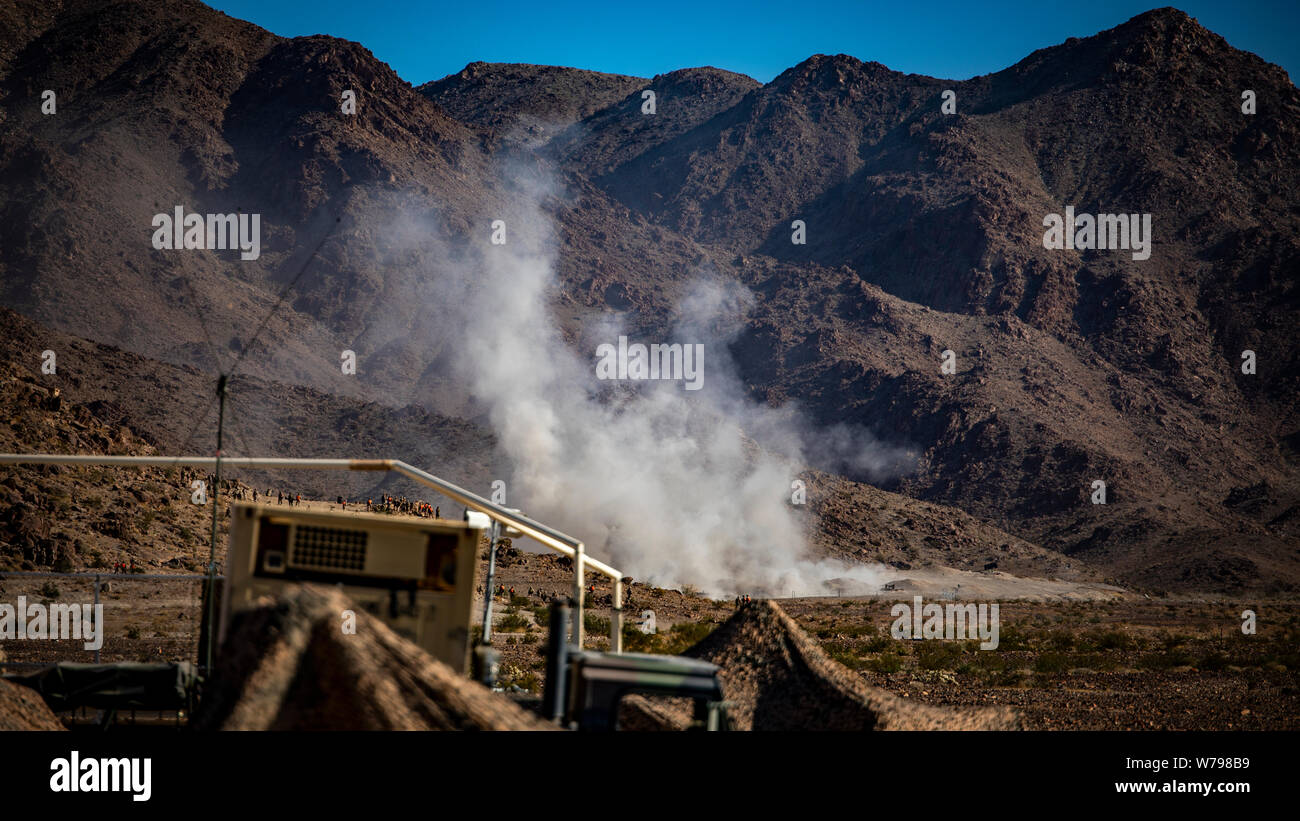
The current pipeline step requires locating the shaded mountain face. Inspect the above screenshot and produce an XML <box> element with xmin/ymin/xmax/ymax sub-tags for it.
<box><xmin>0</xmin><ymin>1</ymin><xmax>1296</xmax><ymax>593</ymax></box>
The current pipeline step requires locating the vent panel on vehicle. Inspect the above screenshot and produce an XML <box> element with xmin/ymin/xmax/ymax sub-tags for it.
<box><xmin>291</xmin><ymin>525</ymin><xmax>367</xmax><ymax>571</ymax></box>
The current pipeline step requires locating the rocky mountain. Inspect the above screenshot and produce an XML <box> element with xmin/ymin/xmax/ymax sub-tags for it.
<box><xmin>0</xmin><ymin>1</ymin><xmax>1296</xmax><ymax>592</ymax></box>
<box><xmin>416</xmin><ymin>62</ymin><xmax>646</xmax><ymax>146</ymax></box>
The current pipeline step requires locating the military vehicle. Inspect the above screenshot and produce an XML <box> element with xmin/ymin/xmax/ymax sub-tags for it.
<box><xmin>222</xmin><ymin>501</ymin><xmax>479</xmax><ymax>673</ymax></box>
<box><xmin>0</xmin><ymin>453</ymin><xmax>729</xmax><ymax>730</ymax></box>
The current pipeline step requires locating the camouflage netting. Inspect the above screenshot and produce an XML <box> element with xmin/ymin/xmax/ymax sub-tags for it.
<box><xmin>194</xmin><ymin>585</ymin><xmax>554</xmax><ymax>731</ymax></box>
<box><xmin>636</xmin><ymin>600</ymin><xmax>1020</xmax><ymax>731</ymax></box>
<box><xmin>0</xmin><ymin>677</ymin><xmax>65</xmax><ymax>731</ymax></box>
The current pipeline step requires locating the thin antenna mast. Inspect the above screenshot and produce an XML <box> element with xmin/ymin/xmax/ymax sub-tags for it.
<box><xmin>203</xmin><ymin>374</ymin><xmax>228</xmax><ymax>673</ymax></box>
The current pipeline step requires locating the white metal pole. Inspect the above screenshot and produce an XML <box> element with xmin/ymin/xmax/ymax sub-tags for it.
<box><xmin>612</xmin><ymin>577</ymin><xmax>623</xmax><ymax>654</ymax></box>
<box><xmin>573</xmin><ymin>541</ymin><xmax>585</xmax><ymax>649</ymax></box>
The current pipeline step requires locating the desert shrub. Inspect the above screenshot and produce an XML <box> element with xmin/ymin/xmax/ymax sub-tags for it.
<box><xmin>1161</xmin><ymin>632</ymin><xmax>1191</xmax><ymax>651</ymax></box>
<box><xmin>618</xmin><ymin>620</ymin><xmax>714</xmax><ymax>655</ymax></box>
<box><xmin>916</xmin><ymin>641</ymin><xmax>963</xmax><ymax>670</ymax></box>
<box><xmin>995</xmin><ymin>625</ymin><xmax>1030</xmax><ymax>651</ymax></box>
<box><xmin>38</xmin><ymin>581</ymin><xmax>60</xmax><ymax>599</ymax></box>
<box><xmin>496</xmin><ymin>613</ymin><xmax>529</xmax><ymax>633</ymax></box>
<box><xmin>666</xmin><ymin>621</ymin><xmax>712</xmax><ymax>650</ymax></box>
<box><xmin>1034</xmin><ymin>652</ymin><xmax>1070</xmax><ymax>673</ymax></box>
<box><xmin>837</xmin><ymin>623</ymin><xmax>877</xmax><ymax>639</ymax></box>
<box><xmin>583</xmin><ymin>612</ymin><xmax>610</xmax><ymax>636</ymax></box>
<box><xmin>978</xmin><ymin>652</ymin><xmax>1030</xmax><ymax>674</ymax></box>
<box><xmin>1069</xmin><ymin>652</ymin><xmax>1118</xmax><ymax>672</ymax></box>
<box><xmin>863</xmin><ymin>634</ymin><xmax>892</xmax><ymax>653</ymax></box>
<box><xmin>822</xmin><ymin>640</ymin><xmax>853</xmax><ymax>658</ymax></box>
<box><xmin>864</xmin><ymin>653</ymin><xmax>903</xmax><ymax>673</ymax></box>
<box><xmin>621</xmin><ymin>623</ymin><xmax>658</xmax><ymax>653</ymax></box>
<box><xmin>1045</xmin><ymin>629</ymin><xmax>1076</xmax><ymax>651</ymax></box>
<box><xmin>1261</xmin><ymin>650</ymin><xmax>1300</xmax><ymax>670</ymax></box>
<box><xmin>1136</xmin><ymin>651</ymin><xmax>1196</xmax><ymax>670</ymax></box>
<box><xmin>1198</xmin><ymin>652</ymin><xmax>1231</xmax><ymax>672</ymax></box>
<box><xmin>1088</xmin><ymin>628</ymin><xmax>1134</xmax><ymax>651</ymax></box>
<box><xmin>828</xmin><ymin>649</ymin><xmax>866</xmax><ymax>670</ymax></box>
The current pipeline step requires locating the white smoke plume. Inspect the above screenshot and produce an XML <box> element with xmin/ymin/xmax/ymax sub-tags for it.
<box><xmin>385</xmin><ymin>165</ymin><xmax>909</xmax><ymax>597</ymax></box>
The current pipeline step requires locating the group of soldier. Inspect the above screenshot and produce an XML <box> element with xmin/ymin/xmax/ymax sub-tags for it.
<box><xmin>228</xmin><ymin>485</ymin><xmax>298</xmax><ymax>505</ymax></box>
<box><xmin>170</xmin><ymin>468</ymin><xmax>460</xmax><ymax>525</ymax></box>
<box><xmin>367</xmin><ymin>495</ymin><xmax>439</xmax><ymax>518</ymax></box>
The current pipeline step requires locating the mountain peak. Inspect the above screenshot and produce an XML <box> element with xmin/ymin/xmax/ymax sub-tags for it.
<box><xmin>1112</xmin><ymin>5</ymin><xmax>1225</xmax><ymax>55</ymax></box>
<box><xmin>772</xmin><ymin>53</ymin><xmax>917</xmax><ymax>93</ymax></box>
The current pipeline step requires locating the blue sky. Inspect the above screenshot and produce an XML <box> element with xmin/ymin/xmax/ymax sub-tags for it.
<box><xmin>204</xmin><ymin>0</ymin><xmax>1297</xmax><ymax>85</ymax></box>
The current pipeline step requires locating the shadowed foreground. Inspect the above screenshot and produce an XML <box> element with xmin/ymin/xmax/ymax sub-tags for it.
<box><xmin>195</xmin><ymin>585</ymin><xmax>554</xmax><ymax>731</ymax></box>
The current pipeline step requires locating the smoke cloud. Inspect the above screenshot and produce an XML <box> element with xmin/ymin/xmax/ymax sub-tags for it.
<box><xmin>382</xmin><ymin>163</ymin><xmax>911</xmax><ymax>597</ymax></box>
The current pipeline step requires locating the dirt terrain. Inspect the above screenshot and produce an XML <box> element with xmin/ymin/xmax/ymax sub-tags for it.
<box><xmin>783</xmin><ymin>598</ymin><xmax>1300</xmax><ymax>730</ymax></box>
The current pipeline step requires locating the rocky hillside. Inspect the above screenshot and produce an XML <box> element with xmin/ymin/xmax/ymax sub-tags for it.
<box><xmin>1</xmin><ymin>306</ymin><xmax>1070</xmax><ymax>582</ymax></box>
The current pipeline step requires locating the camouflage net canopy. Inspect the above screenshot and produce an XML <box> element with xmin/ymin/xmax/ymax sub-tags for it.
<box><xmin>195</xmin><ymin>584</ymin><xmax>554</xmax><ymax>731</ymax></box>
<box><xmin>626</xmin><ymin>600</ymin><xmax>1021</xmax><ymax>731</ymax></box>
